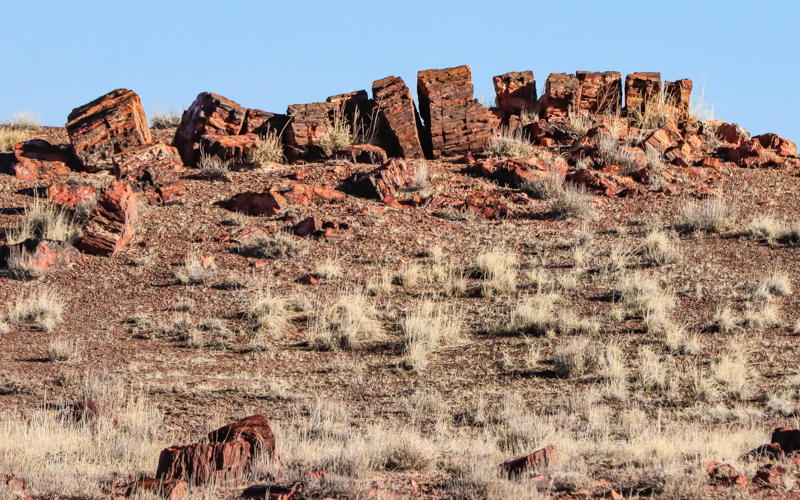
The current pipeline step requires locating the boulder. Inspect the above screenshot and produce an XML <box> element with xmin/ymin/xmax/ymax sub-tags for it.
<box><xmin>172</xmin><ymin>92</ymin><xmax>248</xmax><ymax>166</ymax></box>
<box><xmin>474</xmin><ymin>158</ymin><xmax>566</xmax><ymax>188</ymax></box>
<box><xmin>493</xmin><ymin>71</ymin><xmax>537</xmax><ymax>114</ymax></box>
<box><xmin>417</xmin><ymin>65</ymin><xmax>500</xmax><ymax>157</ymax></box>
<box><xmin>464</xmin><ymin>191</ymin><xmax>509</xmax><ymax>219</ymax></box>
<box><xmin>372</xmin><ymin>76</ymin><xmax>425</xmax><ymax>159</ymax></box>
<box><xmin>78</xmin><ymin>182</ymin><xmax>138</xmax><ymax>256</ymax></box>
<box><xmin>199</xmin><ymin>132</ymin><xmax>258</xmax><ymax>162</ymax></box>
<box><xmin>542</xmin><ymin>73</ymin><xmax>580</xmax><ymax>120</ymax></box>
<box><xmin>3</xmin><ymin>238</ymin><xmax>80</xmax><ymax>271</ymax></box>
<box><xmin>754</xmin><ymin>464</ymin><xmax>786</xmax><ymax>486</ymax></box>
<box><xmin>754</xmin><ymin>133</ymin><xmax>797</xmax><ymax>157</ymax></box>
<box><xmin>576</xmin><ymin>71</ymin><xmax>622</xmax><ymax>115</ymax></box>
<box><xmin>208</xmin><ymin>414</ymin><xmax>279</xmax><ymax>460</ymax></box>
<box><xmin>125</xmin><ymin>478</ymin><xmax>188</xmax><ymax>500</ymax></box>
<box><xmin>66</xmin><ymin>89</ymin><xmax>152</xmax><ymax>172</ymax></box>
<box><xmin>113</xmin><ymin>144</ymin><xmax>186</xmax><ymax>205</ymax></box>
<box><xmin>224</xmin><ymin>191</ymin><xmax>287</xmax><ymax>216</ymax></box>
<box><xmin>501</xmin><ymin>445</ymin><xmax>559</xmax><ymax>478</ymax></box>
<box><xmin>279</xmin><ymin>183</ymin><xmax>346</xmax><ymax>206</ymax></box>
<box><xmin>624</xmin><ymin>73</ymin><xmax>662</xmax><ymax>111</ymax></box>
<box><xmin>292</xmin><ymin>217</ymin><xmax>322</xmax><ymax>238</ymax></box>
<box><xmin>664</xmin><ymin>79</ymin><xmax>693</xmax><ymax>117</ymax></box>
<box><xmin>284</xmin><ymin>102</ymin><xmax>334</xmax><ymax>163</ymax></box>
<box><xmin>771</xmin><ymin>427</ymin><xmax>800</xmax><ymax>455</ymax></box>
<box><xmin>244</xmin><ymin>109</ymin><xmax>290</xmax><ymax>136</ymax></box>
<box><xmin>13</xmin><ymin>139</ymin><xmax>78</xmax><ymax>180</ymax></box>
<box><xmin>643</xmin><ymin>121</ymin><xmax>683</xmax><ymax>155</ymax></box>
<box><xmin>702</xmin><ymin>461</ymin><xmax>748</xmax><ymax>487</ymax></box>
<box><xmin>156</xmin><ymin>439</ymin><xmax>251</xmax><ymax>485</ymax></box>
<box><xmin>717</xmin><ymin>122</ymin><xmax>750</xmax><ymax>144</ymax></box>
<box><xmin>349</xmin><ymin>159</ymin><xmax>413</xmax><ymax>201</ymax></box>
<box><xmin>566</xmin><ymin>169</ymin><xmax>621</xmax><ymax>197</ymax></box>
<box><xmin>47</xmin><ymin>183</ymin><xmax>97</xmax><ymax>208</ymax></box>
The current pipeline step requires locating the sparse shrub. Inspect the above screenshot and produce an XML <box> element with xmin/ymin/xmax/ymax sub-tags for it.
<box><xmin>246</xmin><ymin>291</ymin><xmax>293</xmax><ymax>340</ymax></box>
<box><xmin>442</xmin><ymin>268</ymin><xmax>469</xmax><ymax>299</ymax></box>
<box><xmin>308</xmin><ymin>292</ymin><xmax>383</xmax><ymax>350</ymax></box>
<box><xmin>553</xmin><ymin>337</ymin><xmax>601</xmax><ymax>378</ymax></box>
<box><xmin>627</xmin><ymin>95</ymin><xmax>679</xmax><ymax>132</ymax></box>
<box><xmin>521</xmin><ymin>167</ymin><xmax>564</xmax><ymax>200</ymax></box>
<box><xmin>0</xmin><ymin>319</ymin><xmax>10</xmax><ymax>334</ymax></box>
<box><xmin>712</xmin><ymin>305</ymin><xmax>737</xmax><ymax>333</ymax></box>
<box><xmin>316</xmin><ymin>257</ymin><xmax>343</xmax><ymax>280</ymax></box>
<box><xmin>47</xmin><ymin>337</ymin><xmax>81</xmax><ymax>362</ymax></box>
<box><xmin>638</xmin><ymin>230</ymin><xmax>680</xmax><ymax>266</ymax></box>
<box><xmin>7</xmin><ymin>198</ymin><xmax>83</xmax><ymax>245</ymax></box>
<box><xmin>433</xmin><ymin>205</ymin><xmax>479</xmax><ymax>223</ymax></box>
<box><xmin>618</xmin><ymin>273</ymin><xmax>675</xmax><ymax>318</ymax></box>
<box><xmin>238</xmin><ymin>232</ymin><xmax>310</xmax><ymax>259</ymax></box>
<box><xmin>767</xmin><ymin>391</ymin><xmax>797</xmax><ymax>417</ymax></box>
<box><xmin>746</xmin><ymin>215</ymin><xmax>785</xmax><ymax>240</ymax></box>
<box><xmin>565</xmin><ymin>107</ymin><xmax>593</xmax><ymax>137</ymax></box>
<box><xmin>423</xmin><ymin>245</ymin><xmax>444</xmax><ymax>264</ymax></box>
<box><xmin>6</xmin><ymin>245</ymin><xmax>43</xmax><ymax>281</ymax></box>
<box><xmin>712</xmin><ymin>342</ymin><xmax>755</xmax><ymax>401</ymax></box>
<box><xmin>8</xmin><ymin>289</ymin><xmax>65</xmax><ymax>332</ymax></box>
<box><xmin>504</xmin><ymin>293</ymin><xmax>560</xmax><ymax>336</ymax></box>
<box><xmin>197</xmin><ymin>151</ymin><xmax>232</xmax><ymax>179</ymax></box>
<box><xmin>550</xmin><ymin>182</ymin><xmax>595</xmax><ymax>220</ymax></box>
<box><xmin>319</xmin><ymin>103</ymin><xmax>355</xmax><ymax>156</ymax></box>
<box><xmin>608</xmin><ymin>243</ymin><xmax>632</xmax><ymax>272</ymax></box>
<box><xmin>409</xmin><ymin>161</ymin><xmax>429</xmax><ymax>190</ymax></box>
<box><xmin>675</xmin><ymin>197</ymin><xmax>736</xmax><ymax>234</ymax></box>
<box><xmin>0</xmin><ymin>110</ymin><xmax>39</xmax><ymax>152</ymax></box>
<box><xmin>174</xmin><ymin>251</ymin><xmax>217</xmax><ymax>285</ymax></box>
<box><xmin>486</xmin><ymin>126</ymin><xmax>535</xmax><ymax>158</ymax></box>
<box><xmin>149</xmin><ymin>109</ymin><xmax>182</xmax><ymax>129</ymax></box>
<box><xmin>644</xmin><ymin>146</ymin><xmax>665</xmax><ymax>175</ymax></box>
<box><xmin>475</xmin><ymin>247</ymin><xmax>517</xmax><ymax>296</ymax></box>
<box><xmin>251</xmin><ymin>127</ymin><xmax>285</xmax><ymax>165</ymax></box>
<box><xmin>220</xmin><ymin>273</ymin><xmax>253</xmax><ymax>290</ymax></box>
<box><xmin>743</xmin><ymin>302</ymin><xmax>781</xmax><ymax>330</ymax></box>
<box><xmin>395</xmin><ymin>263</ymin><xmax>422</xmax><ymax>287</ymax></box>
<box><xmin>753</xmin><ymin>272</ymin><xmax>792</xmax><ymax>299</ymax></box>
<box><xmin>635</xmin><ymin>346</ymin><xmax>667</xmax><ymax>391</ymax></box>
<box><xmin>598</xmin><ymin>133</ymin><xmax>638</xmax><ymax>173</ymax></box>
<box><xmin>401</xmin><ymin>301</ymin><xmax>464</xmax><ymax>370</ymax></box>
<box><xmin>366</xmin><ymin>270</ymin><xmax>393</xmax><ymax>297</ymax></box>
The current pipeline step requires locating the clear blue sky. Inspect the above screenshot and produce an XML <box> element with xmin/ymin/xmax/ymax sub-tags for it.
<box><xmin>4</xmin><ymin>0</ymin><xmax>798</xmax><ymax>142</ymax></box>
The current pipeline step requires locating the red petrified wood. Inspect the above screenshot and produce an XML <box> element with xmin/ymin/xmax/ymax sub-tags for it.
<box><xmin>501</xmin><ymin>445</ymin><xmax>559</xmax><ymax>478</ymax></box>
<box><xmin>208</xmin><ymin>414</ymin><xmax>279</xmax><ymax>461</ymax></box>
<box><xmin>156</xmin><ymin>439</ymin><xmax>251</xmax><ymax>485</ymax></box>
<box><xmin>576</xmin><ymin>71</ymin><xmax>622</xmax><ymax>115</ymax></box>
<box><xmin>372</xmin><ymin>76</ymin><xmax>425</xmax><ymax>159</ymax></box>
<box><xmin>350</xmin><ymin>159</ymin><xmax>414</xmax><ymax>201</ymax></box>
<box><xmin>172</xmin><ymin>92</ymin><xmax>248</xmax><ymax>166</ymax></box>
<box><xmin>493</xmin><ymin>71</ymin><xmax>537</xmax><ymax>114</ymax></box>
<box><xmin>78</xmin><ymin>182</ymin><xmax>138</xmax><ymax>256</ymax></box>
<box><xmin>47</xmin><ymin>183</ymin><xmax>97</xmax><ymax>208</ymax></box>
<box><xmin>65</xmin><ymin>89</ymin><xmax>152</xmax><ymax>172</ymax></box>
<box><xmin>113</xmin><ymin>144</ymin><xmax>186</xmax><ymax>205</ymax></box>
<box><xmin>14</xmin><ymin>139</ymin><xmax>78</xmax><ymax>180</ymax></box>
<box><xmin>625</xmin><ymin>72</ymin><xmax>662</xmax><ymax>111</ymax></box>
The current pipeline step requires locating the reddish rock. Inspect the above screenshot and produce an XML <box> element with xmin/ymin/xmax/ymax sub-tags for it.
<box><xmin>501</xmin><ymin>445</ymin><xmax>559</xmax><ymax>478</ymax></box>
<box><xmin>172</xmin><ymin>92</ymin><xmax>248</xmax><ymax>166</ymax></box>
<box><xmin>372</xmin><ymin>76</ymin><xmax>425</xmax><ymax>159</ymax></box>
<box><xmin>66</xmin><ymin>89</ymin><xmax>152</xmax><ymax>172</ymax></box>
<box><xmin>644</xmin><ymin>121</ymin><xmax>683</xmax><ymax>155</ymax></box>
<box><xmin>475</xmin><ymin>158</ymin><xmax>567</xmax><ymax>188</ymax></box>
<box><xmin>125</xmin><ymin>478</ymin><xmax>188</xmax><ymax>500</ymax></box>
<box><xmin>576</xmin><ymin>71</ymin><xmax>622</xmax><ymax>115</ymax></box>
<box><xmin>292</xmin><ymin>217</ymin><xmax>322</xmax><ymax>238</ymax></box>
<box><xmin>47</xmin><ymin>183</ymin><xmax>97</xmax><ymax>208</ymax></box>
<box><xmin>567</xmin><ymin>169</ymin><xmax>619</xmax><ymax>197</ymax></box>
<box><xmin>156</xmin><ymin>439</ymin><xmax>251</xmax><ymax>485</ymax></box>
<box><xmin>754</xmin><ymin>464</ymin><xmax>786</xmax><ymax>486</ymax></box>
<box><xmin>703</xmin><ymin>461</ymin><xmax>747</xmax><ymax>487</ymax></box>
<box><xmin>113</xmin><ymin>144</ymin><xmax>186</xmax><ymax>205</ymax></box>
<box><xmin>200</xmin><ymin>132</ymin><xmax>258</xmax><ymax>162</ymax></box>
<box><xmin>326</xmin><ymin>90</ymin><xmax>375</xmax><ymax>131</ymax></box>
<box><xmin>542</xmin><ymin>73</ymin><xmax>580</xmax><ymax>120</ymax></box>
<box><xmin>464</xmin><ymin>191</ymin><xmax>509</xmax><ymax>219</ymax></box>
<box><xmin>417</xmin><ymin>65</ymin><xmax>500</xmax><ymax>157</ymax></box>
<box><xmin>334</xmin><ymin>144</ymin><xmax>388</xmax><ymax>164</ymax></box>
<box><xmin>717</xmin><ymin>122</ymin><xmax>750</xmax><ymax>144</ymax></box>
<box><xmin>664</xmin><ymin>79</ymin><xmax>693</xmax><ymax>116</ymax></box>
<box><xmin>296</xmin><ymin>274</ymin><xmax>319</xmax><ymax>285</ymax></box>
<box><xmin>280</xmin><ymin>183</ymin><xmax>346</xmax><ymax>206</ymax></box>
<box><xmin>755</xmin><ymin>133</ymin><xmax>797</xmax><ymax>157</ymax></box>
<box><xmin>747</xmin><ymin>442</ymin><xmax>785</xmax><ymax>461</ymax></box>
<box><xmin>208</xmin><ymin>414</ymin><xmax>279</xmax><ymax>460</ymax></box>
<box><xmin>624</xmin><ymin>73</ymin><xmax>662</xmax><ymax>110</ymax></box>
<box><xmin>725</xmin><ymin>138</ymin><xmax>776</xmax><ymax>168</ymax></box>
<box><xmin>240</xmin><ymin>483</ymin><xmax>303</xmax><ymax>500</ymax></box>
<box><xmin>3</xmin><ymin>238</ymin><xmax>80</xmax><ymax>272</ymax></box>
<box><xmin>243</xmin><ymin>109</ymin><xmax>290</xmax><ymax>136</ymax></box>
<box><xmin>78</xmin><ymin>182</ymin><xmax>138</xmax><ymax>256</ymax></box>
<box><xmin>224</xmin><ymin>191</ymin><xmax>287</xmax><ymax>216</ymax></box>
<box><xmin>284</xmin><ymin>102</ymin><xmax>334</xmax><ymax>163</ymax></box>
<box><xmin>493</xmin><ymin>71</ymin><xmax>537</xmax><ymax>114</ymax></box>
<box><xmin>350</xmin><ymin>159</ymin><xmax>413</xmax><ymax>201</ymax></box>
<box><xmin>13</xmin><ymin>139</ymin><xmax>77</xmax><ymax>180</ymax></box>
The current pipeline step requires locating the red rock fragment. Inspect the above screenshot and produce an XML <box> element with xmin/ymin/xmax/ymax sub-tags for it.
<box><xmin>372</xmin><ymin>76</ymin><xmax>425</xmax><ymax>159</ymax></box>
<box><xmin>542</xmin><ymin>73</ymin><xmax>580</xmax><ymax>120</ymax></box>
<box><xmin>576</xmin><ymin>71</ymin><xmax>622</xmax><ymax>115</ymax></box>
<box><xmin>334</xmin><ymin>144</ymin><xmax>388</xmax><ymax>164</ymax></box>
<box><xmin>156</xmin><ymin>439</ymin><xmax>251</xmax><ymax>485</ymax></box>
<box><xmin>350</xmin><ymin>159</ymin><xmax>414</xmax><ymax>201</ymax></box>
<box><xmin>292</xmin><ymin>217</ymin><xmax>322</xmax><ymax>237</ymax></box>
<box><xmin>754</xmin><ymin>464</ymin><xmax>786</xmax><ymax>486</ymax></box>
<box><xmin>664</xmin><ymin>79</ymin><xmax>693</xmax><ymax>117</ymax></box>
<box><xmin>208</xmin><ymin>414</ymin><xmax>279</xmax><ymax>461</ymax></box>
<box><xmin>703</xmin><ymin>461</ymin><xmax>747</xmax><ymax>487</ymax></box>
<box><xmin>717</xmin><ymin>122</ymin><xmax>750</xmax><ymax>145</ymax></box>
<box><xmin>66</xmin><ymin>89</ymin><xmax>152</xmax><ymax>172</ymax></box>
<box><xmin>566</xmin><ymin>170</ymin><xmax>619</xmax><ymax>197</ymax></box>
<box><xmin>14</xmin><ymin>139</ymin><xmax>77</xmax><ymax>180</ymax></box>
<box><xmin>493</xmin><ymin>71</ymin><xmax>537</xmax><ymax>114</ymax></box>
<box><xmin>754</xmin><ymin>133</ymin><xmax>797</xmax><ymax>157</ymax></box>
<box><xmin>225</xmin><ymin>192</ymin><xmax>287</xmax><ymax>216</ymax></box>
<box><xmin>125</xmin><ymin>478</ymin><xmax>188</xmax><ymax>500</ymax></box>
<box><xmin>624</xmin><ymin>72</ymin><xmax>662</xmax><ymax>111</ymax></box>
<box><xmin>2</xmin><ymin>238</ymin><xmax>81</xmax><ymax>272</ymax></box>
<box><xmin>47</xmin><ymin>183</ymin><xmax>97</xmax><ymax>208</ymax></box>
<box><xmin>501</xmin><ymin>445</ymin><xmax>559</xmax><ymax>478</ymax></box>
<box><xmin>464</xmin><ymin>191</ymin><xmax>509</xmax><ymax>219</ymax></box>
<box><xmin>417</xmin><ymin>65</ymin><xmax>500</xmax><ymax>157</ymax></box>
<box><xmin>200</xmin><ymin>132</ymin><xmax>258</xmax><ymax>162</ymax></box>
<box><xmin>240</xmin><ymin>483</ymin><xmax>303</xmax><ymax>500</ymax></box>
<box><xmin>296</xmin><ymin>274</ymin><xmax>318</xmax><ymax>285</ymax></box>
<box><xmin>78</xmin><ymin>182</ymin><xmax>138</xmax><ymax>256</ymax></box>
<box><xmin>113</xmin><ymin>144</ymin><xmax>186</xmax><ymax>205</ymax></box>
<box><xmin>172</xmin><ymin>92</ymin><xmax>248</xmax><ymax>166</ymax></box>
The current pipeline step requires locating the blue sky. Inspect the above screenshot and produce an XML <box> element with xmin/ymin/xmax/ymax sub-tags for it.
<box><xmin>4</xmin><ymin>0</ymin><xmax>799</xmax><ymax>142</ymax></box>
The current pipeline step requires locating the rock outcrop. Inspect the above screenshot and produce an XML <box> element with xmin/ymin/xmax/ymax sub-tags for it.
<box><xmin>493</xmin><ymin>71</ymin><xmax>537</xmax><ymax>115</ymax></box>
<box><xmin>156</xmin><ymin>440</ymin><xmax>251</xmax><ymax>485</ymax></box>
<box><xmin>625</xmin><ymin>72</ymin><xmax>662</xmax><ymax>110</ymax></box>
<box><xmin>372</xmin><ymin>76</ymin><xmax>425</xmax><ymax>159</ymax></box>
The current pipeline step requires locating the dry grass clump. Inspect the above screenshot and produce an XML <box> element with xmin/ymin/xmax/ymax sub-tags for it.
<box><xmin>442</xmin><ymin>268</ymin><xmax>469</xmax><ymax>299</ymax></box>
<box><xmin>423</xmin><ymin>245</ymin><xmax>444</xmax><ymax>264</ymax></box>
<box><xmin>597</xmin><ymin>133</ymin><xmax>638</xmax><ymax>173</ymax></box>
<box><xmin>521</xmin><ymin>167</ymin><xmax>565</xmax><ymax>200</ymax></box>
<box><xmin>307</xmin><ymin>292</ymin><xmax>383</xmax><ymax>350</ymax></box>
<box><xmin>475</xmin><ymin>247</ymin><xmax>518</xmax><ymax>296</ymax></box>
<box><xmin>246</xmin><ymin>291</ymin><xmax>294</xmax><ymax>340</ymax></box>
<box><xmin>674</xmin><ymin>197</ymin><xmax>736</xmax><ymax>234</ymax></box>
<box><xmin>197</xmin><ymin>151</ymin><xmax>232</xmax><ymax>179</ymax></box>
<box><xmin>402</xmin><ymin>301</ymin><xmax>464</xmax><ymax>370</ymax></box>
<box><xmin>0</xmin><ymin>319</ymin><xmax>10</xmax><ymax>334</ymax></box>
<box><xmin>608</xmin><ymin>243</ymin><xmax>633</xmax><ymax>272</ymax></box>
<box><xmin>238</xmin><ymin>232</ymin><xmax>310</xmax><ymax>259</ymax></box>
<box><xmin>638</xmin><ymin>230</ymin><xmax>680</xmax><ymax>266</ymax></box>
<box><xmin>767</xmin><ymin>392</ymin><xmax>797</xmax><ymax>417</ymax></box>
<box><xmin>0</xmin><ymin>110</ymin><xmax>40</xmax><ymax>151</ymax></box>
<box><xmin>486</xmin><ymin>126</ymin><xmax>536</xmax><ymax>158</ymax></box>
<box><xmin>316</xmin><ymin>257</ymin><xmax>343</xmax><ymax>280</ymax></box>
<box><xmin>751</xmin><ymin>272</ymin><xmax>792</xmax><ymax>301</ymax></box>
<box><xmin>6</xmin><ymin>245</ymin><xmax>44</xmax><ymax>281</ymax></box>
<box><xmin>627</xmin><ymin>95</ymin><xmax>679</xmax><ymax>132</ymax></box>
<box><xmin>7</xmin><ymin>198</ymin><xmax>84</xmax><ymax>245</ymax></box>
<box><xmin>8</xmin><ymin>289</ymin><xmax>65</xmax><ymax>332</ymax></box>
<box><xmin>565</xmin><ymin>107</ymin><xmax>593</xmax><ymax>137</ymax></box>
<box><xmin>745</xmin><ymin>215</ymin><xmax>785</xmax><ymax>241</ymax></box>
<box><xmin>220</xmin><ymin>272</ymin><xmax>253</xmax><ymax>290</ymax></box>
<box><xmin>743</xmin><ymin>302</ymin><xmax>781</xmax><ymax>330</ymax></box>
<box><xmin>712</xmin><ymin>305</ymin><xmax>738</xmax><ymax>333</ymax></box>
<box><xmin>251</xmin><ymin>127</ymin><xmax>285</xmax><ymax>165</ymax></box>
<box><xmin>553</xmin><ymin>338</ymin><xmax>602</xmax><ymax>378</ymax></box>
<box><xmin>47</xmin><ymin>337</ymin><xmax>81</xmax><ymax>362</ymax></box>
<box><xmin>433</xmin><ymin>205</ymin><xmax>479</xmax><ymax>223</ymax></box>
<box><xmin>319</xmin><ymin>104</ymin><xmax>355</xmax><ymax>157</ymax></box>
<box><xmin>712</xmin><ymin>342</ymin><xmax>755</xmax><ymax>401</ymax></box>
<box><xmin>617</xmin><ymin>273</ymin><xmax>675</xmax><ymax>319</ymax></box>
<box><xmin>505</xmin><ymin>294</ymin><xmax>598</xmax><ymax>337</ymax></box>
<box><xmin>174</xmin><ymin>252</ymin><xmax>217</xmax><ymax>285</ymax></box>
<box><xmin>550</xmin><ymin>182</ymin><xmax>596</xmax><ymax>220</ymax></box>
<box><xmin>395</xmin><ymin>262</ymin><xmax>422</xmax><ymax>287</ymax></box>
<box><xmin>365</xmin><ymin>270</ymin><xmax>393</xmax><ymax>297</ymax></box>
<box><xmin>149</xmin><ymin>109</ymin><xmax>182</xmax><ymax>129</ymax></box>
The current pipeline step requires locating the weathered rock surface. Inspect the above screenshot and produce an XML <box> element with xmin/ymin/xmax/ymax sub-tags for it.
<box><xmin>78</xmin><ymin>182</ymin><xmax>138</xmax><ymax>256</ymax></box>
<box><xmin>372</xmin><ymin>76</ymin><xmax>425</xmax><ymax>159</ymax></box>
<box><xmin>13</xmin><ymin>139</ymin><xmax>78</xmax><ymax>180</ymax></box>
<box><xmin>125</xmin><ymin>478</ymin><xmax>188</xmax><ymax>500</ymax></box>
<box><xmin>172</xmin><ymin>92</ymin><xmax>248</xmax><ymax>166</ymax></box>
<box><xmin>244</xmin><ymin>109</ymin><xmax>290</xmax><ymax>136</ymax></box>
<box><xmin>199</xmin><ymin>132</ymin><xmax>258</xmax><ymax>162</ymax></box>
<box><xmin>576</xmin><ymin>71</ymin><xmax>622</xmax><ymax>115</ymax></box>
<box><xmin>66</xmin><ymin>89</ymin><xmax>152</xmax><ymax>172</ymax></box>
<box><xmin>493</xmin><ymin>71</ymin><xmax>537</xmax><ymax>114</ymax></box>
<box><xmin>473</xmin><ymin>158</ymin><xmax>568</xmax><ymax>188</ymax></box>
<box><xmin>664</xmin><ymin>79</ymin><xmax>693</xmax><ymax>116</ymax></box>
<box><xmin>224</xmin><ymin>191</ymin><xmax>287</xmax><ymax>216</ymax></box>
<box><xmin>47</xmin><ymin>182</ymin><xmax>97</xmax><ymax>208</ymax></box>
<box><xmin>754</xmin><ymin>133</ymin><xmax>797</xmax><ymax>157</ymax></box>
<box><xmin>284</xmin><ymin>102</ymin><xmax>334</xmax><ymax>163</ymax></box>
<box><xmin>702</xmin><ymin>461</ymin><xmax>748</xmax><ymax>487</ymax></box>
<box><xmin>349</xmin><ymin>159</ymin><xmax>414</xmax><ymax>200</ymax></box>
<box><xmin>542</xmin><ymin>73</ymin><xmax>580</xmax><ymax>120</ymax></box>
<box><xmin>417</xmin><ymin>65</ymin><xmax>499</xmax><ymax>157</ymax></box>
<box><xmin>113</xmin><ymin>144</ymin><xmax>186</xmax><ymax>205</ymax></box>
<box><xmin>625</xmin><ymin>73</ymin><xmax>662</xmax><ymax>110</ymax></box>
<box><xmin>1</xmin><ymin>238</ymin><xmax>80</xmax><ymax>272</ymax></box>
<box><xmin>501</xmin><ymin>445</ymin><xmax>559</xmax><ymax>478</ymax></box>
<box><xmin>208</xmin><ymin>414</ymin><xmax>279</xmax><ymax>460</ymax></box>
<box><xmin>156</xmin><ymin>440</ymin><xmax>251</xmax><ymax>485</ymax></box>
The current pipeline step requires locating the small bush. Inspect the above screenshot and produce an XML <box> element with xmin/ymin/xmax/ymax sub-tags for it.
<box><xmin>521</xmin><ymin>167</ymin><xmax>564</xmax><ymax>200</ymax></box>
<box><xmin>238</xmin><ymin>232</ymin><xmax>310</xmax><ymax>259</ymax></box>
<box><xmin>149</xmin><ymin>110</ymin><xmax>182</xmax><ymax>129</ymax></box>
<box><xmin>308</xmin><ymin>292</ymin><xmax>383</xmax><ymax>350</ymax></box>
<box><xmin>550</xmin><ymin>182</ymin><xmax>595</xmax><ymax>220</ymax></box>
<box><xmin>475</xmin><ymin>248</ymin><xmax>517</xmax><ymax>296</ymax></box>
<box><xmin>712</xmin><ymin>342</ymin><xmax>755</xmax><ymax>401</ymax></box>
<box><xmin>486</xmin><ymin>126</ymin><xmax>536</xmax><ymax>158</ymax></box>
<box><xmin>627</xmin><ymin>95</ymin><xmax>679</xmax><ymax>132</ymax></box>
<box><xmin>6</xmin><ymin>245</ymin><xmax>43</xmax><ymax>281</ymax></box>
<box><xmin>246</xmin><ymin>291</ymin><xmax>293</xmax><ymax>340</ymax></box>
<box><xmin>565</xmin><ymin>107</ymin><xmax>593</xmax><ymax>137</ymax></box>
<box><xmin>746</xmin><ymin>215</ymin><xmax>785</xmax><ymax>240</ymax></box>
<box><xmin>7</xmin><ymin>198</ymin><xmax>83</xmax><ymax>245</ymax></box>
<box><xmin>174</xmin><ymin>252</ymin><xmax>217</xmax><ymax>285</ymax></box>
<box><xmin>0</xmin><ymin>319</ymin><xmax>10</xmax><ymax>334</ymax></box>
<box><xmin>366</xmin><ymin>270</ymin><xmax>393</xmax><ymax>297</ymax></box>
<box><xmin>504</xmin><ymin>293</ymin><xmax>560</xmax><ymax>336</ymax></box>
<box><xmin>401</xmin><ymin>301</ymin><xmax>464</xmax><ymax>370</ymax></box>
<box><xmin>712</xmin><ymin>305</ymin><xmax>737</xmax><ymax>333</ymax></box>
<box><xmin>0</xmin><ymin>110</ymin><xmax>39</xmax><ymax>152</ymax></box>
<box><xmin>47</xmin><ymin>337</ymin><xmax>81</xmax><ymax>362</ymax></box>
<box><xmin>251</xmin><ymin>127</ymin><xmax>285</xmax><ymax>165</ymax></box>
<box><xmin>638</xmin><ymin>230</ymin><xmax>680</xmax><ymax>266</ymax></box>
<box><xmin>395</xmin><ymin>263</ymin><xmax>422</xmax><ymax>287</ymax></box>
<box><xmin>220</xmin><ymin>273</ymin><xmax>253</xmax><ymax>290</ymax></box>
<box><xmin>553</xmin><ymin>338</ymin><xmax>601</xmax><ymax>378</ymax></box>
<box><xmin>316</xmin><ymin>257</ymin><xmax>343</xmax><ymax>280</ymax></box>
<box><xmin>8</xmin><ymin>289</ymin><xmax>65</xmax><ymax>332</ymax></box>
<box><xmin>675</xmin><ymin>197</ymin><xmax>736</xmax><ymax>234</ymax></box>
<box><xmin>197</xmin><ymin>151</ymin><xmax>232</xmax><ymax>180</ymax></box>
<box><xmin>598</xmin><ymin>133</ymin><xmax>638</xmax><ymax>173</ymax></box>
<box><xmin>319</xmin><ymin>103</ymin><xmax>354</xmax><ymax>157</ymax></box>
<box><xmin>618</xmin><ymin>273</ymin><xmax>675</xmax><ymax>318</ymax></box>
